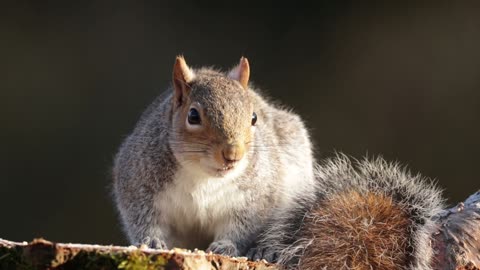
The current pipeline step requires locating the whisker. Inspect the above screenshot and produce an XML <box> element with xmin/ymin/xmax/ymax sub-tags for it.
<box><xmin>175</xmin><ymin>150</ymin><xmax>208</xmax><ymax>153</ymax></box>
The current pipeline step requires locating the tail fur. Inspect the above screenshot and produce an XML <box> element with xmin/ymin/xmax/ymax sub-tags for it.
<box><xmin>257</xmin><ymin>155</ymin><xmax>444</xmax><ymax>270</ymax></box>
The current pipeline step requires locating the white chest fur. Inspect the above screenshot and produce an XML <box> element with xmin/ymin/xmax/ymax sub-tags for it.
<box><xmin>154</xmin><ymin>164</ymin><xmax>247</xmax><ymax>243</ymax></box>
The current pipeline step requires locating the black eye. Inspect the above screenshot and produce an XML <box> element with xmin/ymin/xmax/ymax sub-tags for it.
<box><xmin>251</xmin><ymin>112</ymin><xmax>257</xmax><ymax>126</ymax></box>
<box><xmin>188</xmin><ymin>108</ymin><xmax>201</xmax><ymax>125</ymax></box>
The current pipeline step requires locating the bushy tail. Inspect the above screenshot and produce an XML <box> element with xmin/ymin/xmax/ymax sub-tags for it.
<box><xmin>259</xmin><ymin>155</ymin><xmax>445</xmax><ymax>270</ymax></box>
<box><xmin>299</xmin><ymin>190</ymin><xmax>414</xmax><ymax>269</ymax></box>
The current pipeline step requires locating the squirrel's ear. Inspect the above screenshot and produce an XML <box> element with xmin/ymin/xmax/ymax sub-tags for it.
<box><xmin>228</xmin><ymin>57</ymin><xmax>250</xmax><ymax>90</ymax></box>
<box><xmin>172</xmin><ymin>56</ymin><xmax>195</xmax><ymax>106</ymax></box>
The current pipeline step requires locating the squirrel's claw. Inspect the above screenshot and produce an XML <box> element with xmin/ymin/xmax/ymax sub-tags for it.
<box><xmin>207</xmin><ymin>240</ymin><xmax>239</xmax><ymax>257</ymax></box>
<box><xmin>140</xmin><ymin>236</ymin><xmax>168</xmax><ymax>250</ymax></box>
<box><xmin>247</xmin><ymin>247</ymin><xmax>279</xmax><ymax>263</ymax></box>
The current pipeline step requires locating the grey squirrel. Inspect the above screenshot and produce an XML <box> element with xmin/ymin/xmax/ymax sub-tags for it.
<box><xmin>112</xmin><ymin>56</ymin><xmax>315</xmax><ymax>256</ymax></box>
<box><xmin>113</xmin><ymin>56</ymin><xmax>445</xmax><ymax>269</ymax></box>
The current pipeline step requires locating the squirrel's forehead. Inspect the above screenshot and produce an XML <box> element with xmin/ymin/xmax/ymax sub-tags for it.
<box><xmin>196</xmin><ymin>91</ymin><xmax>252</xmax><ymax>114</ymax></box>
<box><xmin>190</xmin><ymin>80</ymin><xmax>252</xmax><ymax>110</ymax></box>
<box><xmin>193</xmin><ymin>76</ymin><xmax>243</xmax><ymax>93</ymax></box>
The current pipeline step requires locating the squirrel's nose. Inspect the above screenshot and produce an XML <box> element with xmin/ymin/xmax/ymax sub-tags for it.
<box><xmin>222</xmin><ymin>144</ymin><xmax>244</xmax><ymax>164</ymax></box>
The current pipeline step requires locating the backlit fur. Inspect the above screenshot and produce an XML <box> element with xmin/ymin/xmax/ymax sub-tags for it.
<box><xmin>255</xmin><ymin>155</ymin><xmax>444</xmax><ymax>270</ymax></box>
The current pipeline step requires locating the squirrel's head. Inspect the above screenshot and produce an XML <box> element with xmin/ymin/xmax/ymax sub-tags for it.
<box><xmin>169</xmin><ymin>56</ymin><xmax>256</xmax><ymax>178</ymax></box>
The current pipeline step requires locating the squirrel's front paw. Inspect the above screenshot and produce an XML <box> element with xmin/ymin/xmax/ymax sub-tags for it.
<box><xmin>206</xmin><ymin>240</ymin><xmax>239</xmax><ymax>256</ymax></box>
<box><xmin>247</xmin><ymin>247</ymin><xmax>279</xmax><ymax>263</ymax></box>
<box><xmin>140</xmin><ymin>236</ymin><xmax>168</xmax><ymax>250</ymax></box>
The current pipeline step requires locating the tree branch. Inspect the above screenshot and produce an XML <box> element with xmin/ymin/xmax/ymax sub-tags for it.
<box><xmin>0</xmin><ymin>238</ymin><xmax>276</xmax><ymax>270</ymax></box>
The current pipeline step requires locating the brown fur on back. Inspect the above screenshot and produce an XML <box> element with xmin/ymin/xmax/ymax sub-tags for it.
<box><xmin>299</xmin><ymin>191</ymin><xmax>412</xmax><ymax>270</ymax></box>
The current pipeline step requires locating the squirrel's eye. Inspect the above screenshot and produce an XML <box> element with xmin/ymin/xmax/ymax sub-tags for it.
<box><xmin>188</xmin><ymin>108</ymin><xmax>201</xmax><ymax>125</ymax></box>
<box><xmin>251</xmin><ymin>112</ymin><xmax>257</xmax><ymax>126</ymax></box>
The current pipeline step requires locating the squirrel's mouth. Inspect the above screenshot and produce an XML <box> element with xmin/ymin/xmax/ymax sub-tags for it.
<box><xmin>213</xmin><ymin>164</ymin><xmax>236</xmax><ymax>176</ymax></box>
<box><xmin>206</xmin><ymin>159</ymin><xmax>246</xmax><ymax>178</ymax></box>
<box><xmin>217</xmin><ymin>165</ymin><xmax>235</xmax><ymax>172</ymax></box>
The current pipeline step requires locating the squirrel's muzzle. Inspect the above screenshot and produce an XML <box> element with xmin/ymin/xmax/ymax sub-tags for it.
<box><xmin>221</xmin><ymin>144</ymin><xmax>245</xmax><ymax>165</ymax></box>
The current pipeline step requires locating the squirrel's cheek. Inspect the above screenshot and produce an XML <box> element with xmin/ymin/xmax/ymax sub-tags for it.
<box><xmin>245</xmin><ymin>127</ymin><xmax>255</xmax><ymax>143</ymax></box>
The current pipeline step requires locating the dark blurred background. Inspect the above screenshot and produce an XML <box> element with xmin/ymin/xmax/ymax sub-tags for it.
<box><xmin>1</xmin><ymin>2</ymin><xmax>479</xmax><ymax>245</ymax></box>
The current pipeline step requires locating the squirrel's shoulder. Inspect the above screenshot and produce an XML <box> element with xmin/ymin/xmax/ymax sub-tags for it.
<box><xmin>113</xmin><ymin>91</ymin><xmax>175</xmax><ymax>180</ymax></box>
<box><xmin>250</xmin><ymin>87</ymin><xmax>310</xmax><ymax>139</ymax></box>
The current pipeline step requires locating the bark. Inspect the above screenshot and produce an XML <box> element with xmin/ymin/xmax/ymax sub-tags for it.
<box><xmin>1</xmin><ymin>191</ymin><xmax>479</xmax><ymax>270</ymax></box>
<box><xmin>0</xmin><ymin>238</ymin><xmax>276</xmax><ymax>270</ymax></box>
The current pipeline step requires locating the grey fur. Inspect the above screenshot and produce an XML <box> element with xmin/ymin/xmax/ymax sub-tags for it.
<box><xmin>112</xmin><ymin>62</ymin><xmax>315</xmax><ymax>256</ymax></box>
<box><xmin>252</xmin><ymin>154</ymin><xmax>445</xmax><ymax>270</ymax></box>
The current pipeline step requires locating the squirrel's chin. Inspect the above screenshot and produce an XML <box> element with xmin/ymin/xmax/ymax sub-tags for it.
<box><xmin>213</xmin><ymin>167</ymin><xmax>236</xmax><ymax>177</ymax></box>
<box><xmin>206</xmin><ymin>159</ymin><xmax>248</xmax><ymax>179</ymax></box>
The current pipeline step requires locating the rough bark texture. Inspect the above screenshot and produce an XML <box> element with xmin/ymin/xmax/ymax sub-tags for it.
<box><xmin>0</xmin><ymin>238</ymin><xmax>276</xmax><ymax>270</ymax></box>
<box><xmin>1</xmin><ymin>191</ymin><xmax>479</xmax><ymax>270</ymax></box>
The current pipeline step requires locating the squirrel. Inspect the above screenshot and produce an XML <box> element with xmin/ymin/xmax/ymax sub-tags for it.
<box><xmin>248</xmin><ymin>155</ymin><xmax>445</xmax><ymax>270</ymax></box>
<box><xmin>112</xmin><ymin>56</ymin><xmax>315</xmax><ymax>256</ymax></box>
<box><xmin>113</xmin><ymin>56</ymin><xmax>445</xmax><ymax>269</ymax></box>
